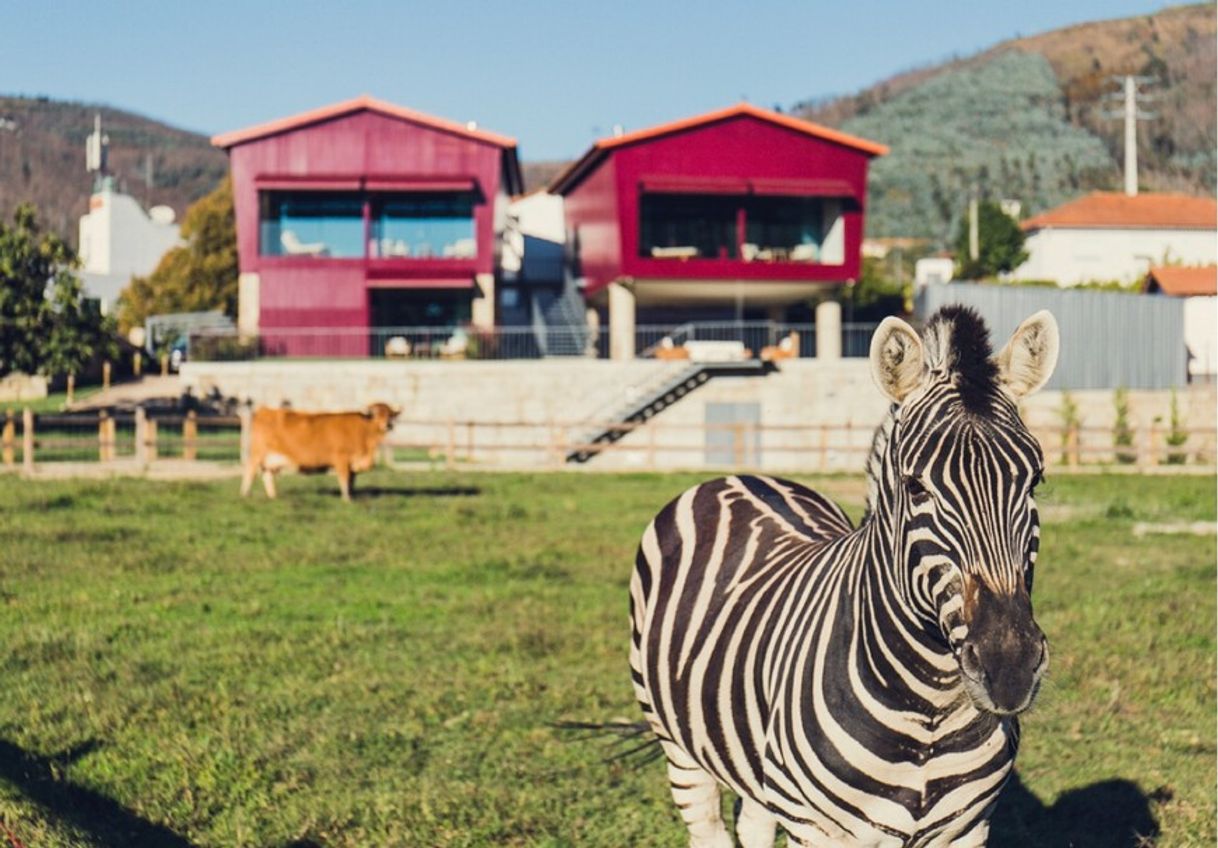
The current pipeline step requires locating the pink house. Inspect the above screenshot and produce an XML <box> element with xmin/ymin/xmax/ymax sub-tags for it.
<box><xmin>550</xmin><ymin>103</ymin><xmax>887</xmax><ymax>357</ymax></box>
<box><xmin>213</xmin><ymin>95</ymin><xmax>522</xmax><ymax>355</ymax></box>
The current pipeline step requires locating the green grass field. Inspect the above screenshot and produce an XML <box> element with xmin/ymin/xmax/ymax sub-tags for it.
<box><xmin>0</xmin><ymin>470</ymin><xmax>1213</xmax><ymax>847</ymax></box>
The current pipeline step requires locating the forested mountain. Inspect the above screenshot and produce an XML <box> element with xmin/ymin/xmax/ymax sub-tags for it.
<box><xmin>796</xmin><ymin>3</ymin><xmax>1216</xmax><ymax>240</ymax></box>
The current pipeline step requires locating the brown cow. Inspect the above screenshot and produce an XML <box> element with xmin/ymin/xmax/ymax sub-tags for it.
<box><xmin>240</xmin><ymin>403</ymin><xmax>400</xmax><ymax>501</ymax></box>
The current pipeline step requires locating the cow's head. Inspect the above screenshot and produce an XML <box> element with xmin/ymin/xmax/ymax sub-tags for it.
<box><xmin>366</xmin><ymin>403</ymin><xmax>401</xmax><ymax>431</ymax></box>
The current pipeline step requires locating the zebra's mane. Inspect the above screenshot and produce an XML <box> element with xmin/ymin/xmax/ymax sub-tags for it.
<box><xmin>922</xmin><ymin>306</ymin><xmax>1000</xmax><ymax>415</ymax></box>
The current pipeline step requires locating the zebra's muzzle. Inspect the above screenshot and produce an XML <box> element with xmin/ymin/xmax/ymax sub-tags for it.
<box><xmin>958</xmin><ymin>587</ymin><xmax>1048</xmax><ymax>715</ymax></box>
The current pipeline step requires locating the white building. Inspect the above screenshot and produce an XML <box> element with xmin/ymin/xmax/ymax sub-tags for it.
<box><xmin>78</xmin><ymin>176</ymin><xmax>181</xmax><ymax>313</ymax></box>
<box><xmin>1013</xmin><ymin>192</ymin><xmax>1217</xmax><ymax>286</ymax></box>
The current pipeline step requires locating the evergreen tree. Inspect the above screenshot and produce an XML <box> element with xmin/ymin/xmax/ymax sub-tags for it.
<box><xmin>954</xmin><ymin>200</ymin><xmax>1029</xmax><ymax>279</ymax></box>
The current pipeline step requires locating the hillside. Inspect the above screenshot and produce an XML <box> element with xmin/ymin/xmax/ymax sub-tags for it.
<box><xmin>797</xmin><ymin>3</ymin><xmax>1217</xmax><ymax>240</ymax></box>
<box><xmin>0</xmin><ymin>97</ymin><xmax>228</xmax><ymax>245</ymax></box>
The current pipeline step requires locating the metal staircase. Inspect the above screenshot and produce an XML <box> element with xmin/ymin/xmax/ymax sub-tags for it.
<box><xmin>540</xmin><ymin>286</ymin><xmax>589</xmax><ymax>356</ymax></box>
<box><xmin>566</xmin><ymin>359</ymin><xmax>769</xmax><ymax>463</ymax></box>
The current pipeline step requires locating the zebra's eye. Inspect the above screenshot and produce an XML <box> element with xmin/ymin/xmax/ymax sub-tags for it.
<box><xmin>904</xmin><ymin>475</ymin><xmax>931</xmax><ymax>504</ymax></box>
<box><xmin>1030</xmin><ymin>470</ymin><xmax>1044</xmax><ymax>493</ymax></box>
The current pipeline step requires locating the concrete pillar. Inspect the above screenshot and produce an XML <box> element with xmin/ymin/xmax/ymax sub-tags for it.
<box><xmin>237</xmin><ymin>273</ymin><xmax>260</xmax><ymax>336</ymax></box>
<box><xmin>815</xmin><ymin>300</ymin><xmax>841</xmax><ymax>360</ymax></box>
<box><xmin>472</xmin><ymin>273</ymin><xmax>496</xmax><ymax>330</ymax></box>
<box><xmin>608</xmin><ymin>282</ymin><xmax>636</xmax><ymax>361</ymax></box>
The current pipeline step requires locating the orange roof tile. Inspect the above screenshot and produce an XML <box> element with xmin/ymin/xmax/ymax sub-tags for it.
<box><xmin>549</xmin><ymin>102</ymin><xmax>887</xmax><ymax>195</ymax></box>
<box><xmin>1022</xmin><ymin>192</ymin><xmax>1217</xmax><ymax>231</ymax></box>
<box><xmin>211</xmin><ymin>94</ymin><xmax>517</xmax><ymax>149</ymax></box>
<box><xmin>1145</xmin><ymin>265</ymin><xmax>1218</xmax><ymax>296</ymax></box>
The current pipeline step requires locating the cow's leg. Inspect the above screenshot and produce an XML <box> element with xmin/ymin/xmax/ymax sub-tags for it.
<box><xmin>660</xmin><ymin>740</ymin><xmax>733</xmax><ymax>848</ymax></box>
<box><xmin>334</xmin><ymin>461</ymin><xmax>352</xmax><ymax>502</ymax></box>
<box><xmin>240</xmin><ymin>460</ymin><xmax>258</xmax><ymax>497</ymax></box>
<box><xmin>262</xmin><ymin>468</ymin><xmax>278</xmax><ymax>499</ymax></box>
<box><xmin>736</xmin><ymin>796</ymin><xmax>777</xmax><ymax>848</ymax></box>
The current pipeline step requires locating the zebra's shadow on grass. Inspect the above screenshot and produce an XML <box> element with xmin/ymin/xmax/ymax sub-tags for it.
<box><xmin>990</xmin><ymin>771</ymin><xmax>1165</xmax><ymax>848</ymax></box>
<box><xmin>0</xmin><ymin>738</ymin><xmax>199</xmax><ymax>848</ymax></box>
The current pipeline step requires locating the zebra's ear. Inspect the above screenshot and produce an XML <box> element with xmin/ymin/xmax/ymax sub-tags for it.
<box><xmin>870</xmin><ymin>317</ymin><xmax>925</xmax><ymax>403</ymax></box>
<box><xmin>996</xmin><ymin>310</ymin><xmax>1059</xmax><ymax>398</ymax></box>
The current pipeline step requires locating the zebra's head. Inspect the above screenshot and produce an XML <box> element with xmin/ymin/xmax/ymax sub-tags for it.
<box><xmin>868</xmin><ymin>306</ymin><xmax>1059</xmax><ymax>716</ymax></box>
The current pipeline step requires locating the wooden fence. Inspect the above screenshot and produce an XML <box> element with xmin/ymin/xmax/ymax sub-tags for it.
<box><xmin>2</xmin><ymin>409</ymin><xmax>1214</xmax><ymax>474</ymax></box>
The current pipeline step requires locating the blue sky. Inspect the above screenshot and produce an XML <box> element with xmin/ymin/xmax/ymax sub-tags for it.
<box><xmin>0</xmin><ymin>0</ymin><xmax>1176</xmax><ymax>160</ymax></box>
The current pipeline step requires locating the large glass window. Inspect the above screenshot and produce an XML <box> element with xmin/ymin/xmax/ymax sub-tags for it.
<box><xmin>259</xmin><ymin>192</ymin><xmax>364</xmax><ymax>258</ymax></box>
<box><xmin>371</xmin><ymin>194</ymin><xmax>476</xmax><ymax>260</ymax></box>
<box><xmin>743</xmin><ymin>197</ymin><xmax>825</xmax><ymax>262</ymax></box>
<box><xmin>639</xmin><ymin>194</ymin><xmax>738</xmax><ymax>260</ymax></box>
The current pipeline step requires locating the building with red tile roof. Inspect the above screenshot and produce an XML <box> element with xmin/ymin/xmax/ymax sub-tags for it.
<box><xmin>1014</xmin><ymin>191</ymin><xmax>1217</xmax><ymax>286</ymax></box>
<box><xmin>1144</xmin><ymin>265</ymin><xmax>1218</xmax><ymax>297</ymax></box>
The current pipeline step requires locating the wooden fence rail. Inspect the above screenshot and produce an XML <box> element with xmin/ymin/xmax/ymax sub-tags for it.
<box><xmin>1</xmin><ymin>409</ymin><xmax>1214</xmax><ymax>474</ymax></box>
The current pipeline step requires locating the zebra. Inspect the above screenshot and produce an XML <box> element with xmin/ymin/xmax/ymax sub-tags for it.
<box><xmin>629</xmin><ymin>306</ymin><xmax>1060</xmax><ymax>847</ymax></box>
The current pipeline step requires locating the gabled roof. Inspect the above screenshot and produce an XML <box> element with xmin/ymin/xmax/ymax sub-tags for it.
<box><xmin>549</xmin><ymin>102</ymin><xmax>888</xmax><ymax>195</ymax></box>
<box><xmin>211</xmin><ymin>94</ymin><xmax>517</xmax><ymax>150</ymax></box>
<box><xmin>1145</xmin><ymin>265</ymin><xmax>1217</xmax><ymax>297</ymax></box>
<box><xmin>1021</xmin><ymin>192</ymin><xmax>1218</xmax><ymax>231</ymax></box>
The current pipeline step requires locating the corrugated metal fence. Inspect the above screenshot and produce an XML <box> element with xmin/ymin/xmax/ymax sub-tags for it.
<box><xmin>916</xmin><ymin>283</ymin><xmax>1186</xmax><ymax>390</ymax></box>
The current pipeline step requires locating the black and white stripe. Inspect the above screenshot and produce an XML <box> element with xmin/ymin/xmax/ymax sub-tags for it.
<box><xmin>629</xmin><ymin>307</ymin><xmax>1059</xmax><ymax>847</ymax></box>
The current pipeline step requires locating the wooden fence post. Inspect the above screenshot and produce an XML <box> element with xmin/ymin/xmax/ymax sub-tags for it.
<box><xmin>102</xmin><ymin>360</ymin><xmax>111</xmax><ymax>392</ymax></box>
<box><xmin>1067</xmin><ymin>424</ymin><xmax>1080</xmax><ymax>468</ymax></box>
<box><xmin>1146</xmin><ymin>423</ymin><xmax>1160</xmax><ymax>468</ymax></box>
<box><xmin>21</xmin><ymin>408</ymin><xmax>33</xmax><ymax>474</ymax></box>
<box><xmin>98</xmin><ymin>411</ymin><xmax>108</xmax><ymax>462</ymax></box>
<box><xmin>817</xmin><ymin>424</ymin><xmax>828</xmax><ymax>473</ymax></box>
<box><xmin>133</xmin><ymin>351</ymin><xmax>142</xmax><ymax>378</ymax></box>
<box><xmin>2</xmin><ymin>411</ymin><xmax>13</xmax><ymax>467</ymax></box>
<box><xmin>183</xmin><ymin>411</ymin><xmax>197</xmax><ymax>461</ymax></box>
<box><xmin>134</xmin><ymin>406</ymin><xmax>148</xmax><ymax>466</ymax></box>
<box><xmin>553</xmin><ymin>421</ymin><xmax>567</xmax><ymax>469</ymax></box>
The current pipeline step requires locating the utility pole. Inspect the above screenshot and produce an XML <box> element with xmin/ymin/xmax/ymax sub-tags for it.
<box><xmin>968</xmin><ymin>187</ymin><xmax>979</xmax><ymax>262</ymax></box>
<box><xmin>1105</xmin><ymin>75</ymin><xmax>1156</xmax><ymax>197</ymax></box>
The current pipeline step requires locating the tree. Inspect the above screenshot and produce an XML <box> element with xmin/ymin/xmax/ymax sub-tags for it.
<box><xmin>954</xmin><ymin>200</ymin><xmax>1029</xmax><ymax>280</ymax></box>
<box><xmin>116</xmin><ymin>177</ymin><xmax>237</xmax><ymax>332</ymax></box>
<box><xmin>0</xmin><ymin>203</ymin><xmax>114</xmax><ymax>382</ymax></box>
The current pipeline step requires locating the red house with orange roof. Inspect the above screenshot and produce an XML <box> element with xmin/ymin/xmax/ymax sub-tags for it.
<box><xmin>549</xmin><ymin>103</ymin><xmax>887</xmax><ymax>358</ymax></box>
<box><xmin>213</xmin><ymin>95</ymin><xmax>522</xmax><ymax>355</ymax></box>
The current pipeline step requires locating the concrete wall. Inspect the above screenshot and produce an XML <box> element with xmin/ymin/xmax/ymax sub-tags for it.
<box><xmin>179</xmin><ymin>359</ymin><xmax>1216</xmax><ymax>471</ymax></box>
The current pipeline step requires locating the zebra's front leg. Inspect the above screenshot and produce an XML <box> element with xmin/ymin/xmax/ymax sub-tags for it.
<box><xmin>661</xmin><ymin>741</ymin><xmax>733</xmax><ymax>848</ymax></box>
<box><xmin>736</xmin><ymin>796</ymin><xmax>778</xmax><ymax>848</ymax></box>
